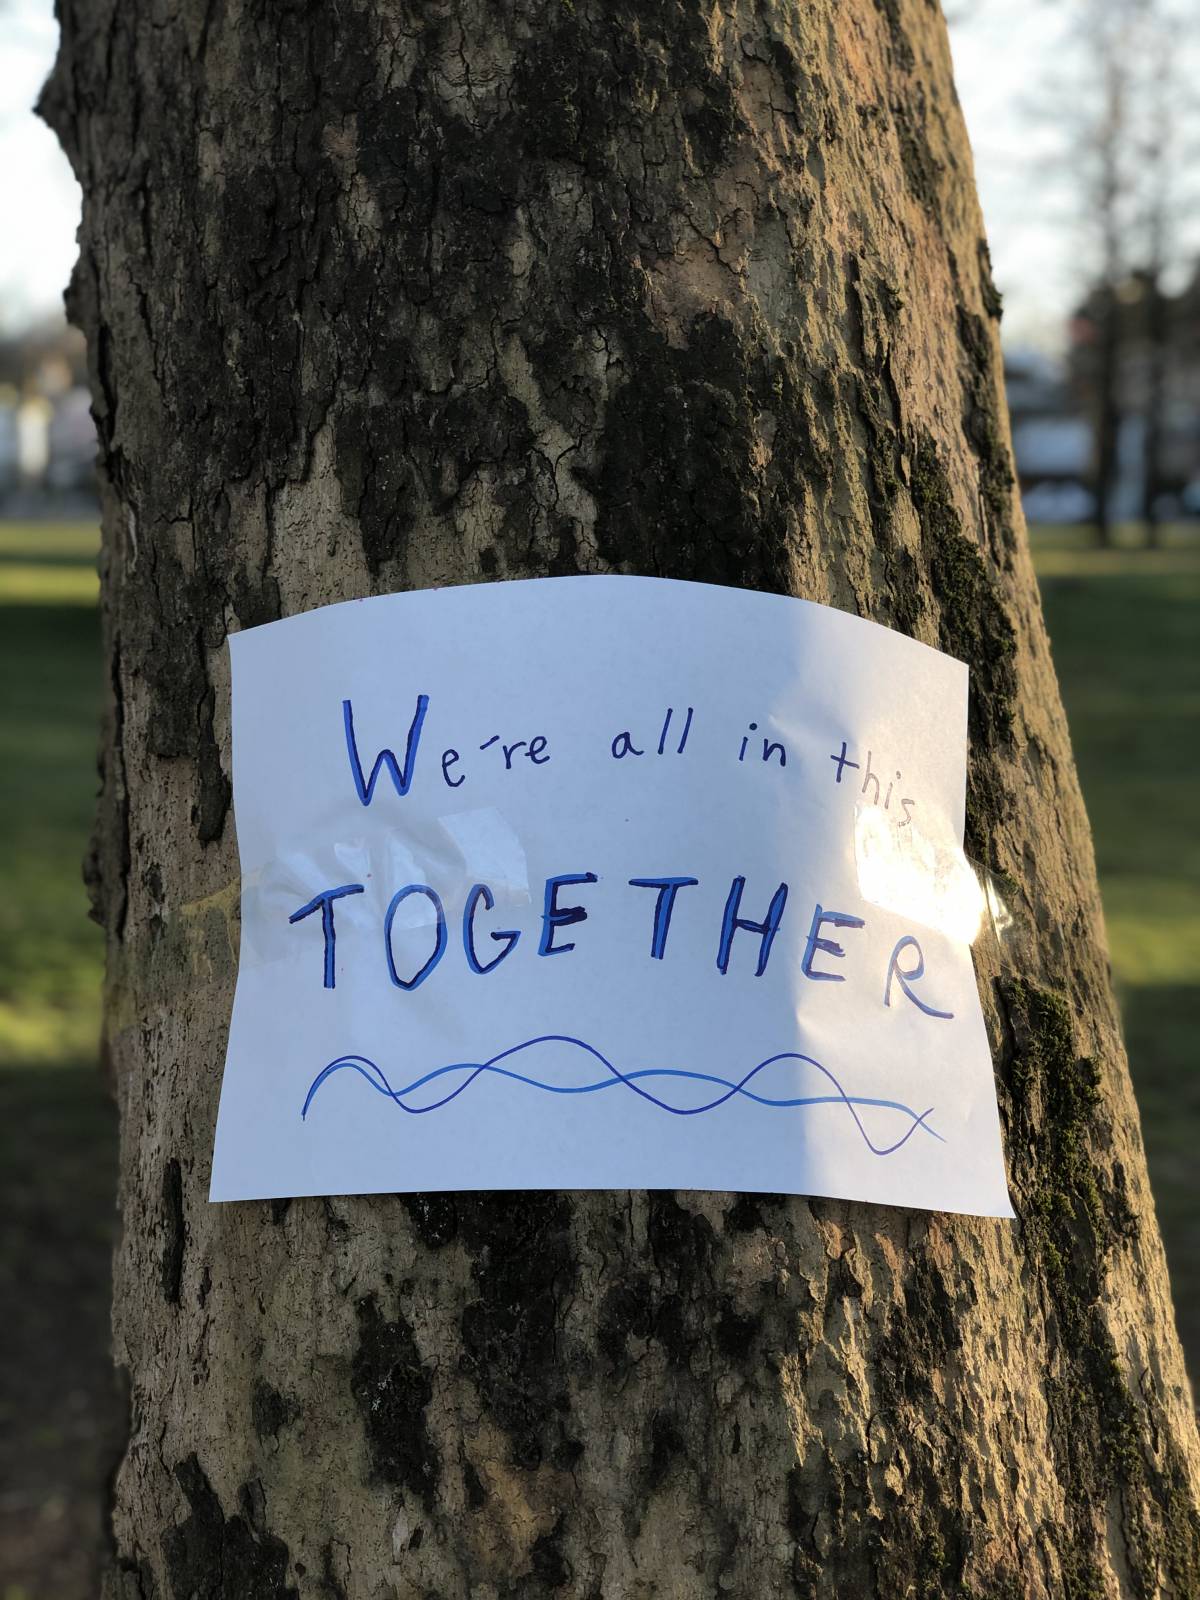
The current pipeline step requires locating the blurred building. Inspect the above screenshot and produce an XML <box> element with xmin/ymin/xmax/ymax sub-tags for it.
<box><xmin>1004</xmin><ymin>347</ymin><xmax>1095</xmax><ymax>523</ymax></box>
<box><xmin>0</xmin><ymin>316</ymin><xmax>97</xmax><ymax>513</ymax></box>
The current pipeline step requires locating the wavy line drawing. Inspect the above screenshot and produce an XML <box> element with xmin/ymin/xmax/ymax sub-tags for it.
<box><xmin>301</xmin><ymin>1035</ymin><xmax>942</xmax><ymax>1156</ymax></box>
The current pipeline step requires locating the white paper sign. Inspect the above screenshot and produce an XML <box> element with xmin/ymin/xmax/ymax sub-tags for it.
<box><xmin>211</xmin><ymin>576</ymin><xmax>1013</xmax><ymax>1217</ymax></box>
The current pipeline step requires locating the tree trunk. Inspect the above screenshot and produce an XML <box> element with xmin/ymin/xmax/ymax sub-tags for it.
<box><xmin>1093</xmin><ymin>284</ymin><xmax>1122</xmax><ymax>548</ymax></box>
<box><xmin>42</xmin><ymin>1</ymin><xmax>1200</xmax><ymax>1595</ymax></box>
<box><xmin>1141</xmin><ymin>272</ymin><xmax>1167</xmax><ymax>548</ymax></box>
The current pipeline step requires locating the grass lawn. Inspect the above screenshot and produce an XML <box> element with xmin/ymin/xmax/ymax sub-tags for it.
<box><xmin>0</xmin><ymin>517</ymin><xmax>1195</xmax><ymax>1598</ymax></box>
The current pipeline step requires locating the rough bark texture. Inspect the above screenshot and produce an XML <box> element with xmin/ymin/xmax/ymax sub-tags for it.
<box><xmin>42</xmin><ymin>0</ymin><xmax>1200</xmax><ymax>1595</ymax></box>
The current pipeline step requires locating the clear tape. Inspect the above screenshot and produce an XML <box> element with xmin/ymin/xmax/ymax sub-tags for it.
<box><xmin>853</xmin><ymin>804</ymin><xmax>1016</xmax><ymax>951</ymax></box>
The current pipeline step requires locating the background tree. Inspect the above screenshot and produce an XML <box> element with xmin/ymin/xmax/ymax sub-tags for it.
<box><xmin>41</xmin><ymin>1</ymin><xmax>1200</xmax><ymax>1596</ymax></box>
<box><xmin>1133</xmin><ymin>0</ymin><xmax>1185</xmax><ymax>546</ymax></box>
<box><xmin>1048</xmin><ymin>0</ymin><xmax>1140</xmax><ymax>545</ymax></box>
<box><xmin>1025</xmin><ymin>0</ymin><xmax>1200</xmax><ymax>544</ymax></box>
<box><xmin>1090</xmin><ymin>26</ymin><xmax>1129</xmax><ymax>547</ymax></box>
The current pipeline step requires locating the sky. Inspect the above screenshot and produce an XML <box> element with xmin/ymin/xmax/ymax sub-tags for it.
<box><xmin>0</xmin><ymin>0</ymin><xmax>78</xmax><ymax>333</ymax></box>
<box><xmin>0</xmin><ymin>0</ymin><xmax>1152</xmax><ymax>353</ymax></box>
<box><xmin>947</xmin><ymin>0</ymin><xmax>1083</xmax><ymax>350</ymax></box>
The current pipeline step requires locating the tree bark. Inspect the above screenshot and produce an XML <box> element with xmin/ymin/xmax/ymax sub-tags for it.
<box><xmin>42</xmin><ymin>1</ymin><xmax>1200</xmax><ymax>1596</ymax></box>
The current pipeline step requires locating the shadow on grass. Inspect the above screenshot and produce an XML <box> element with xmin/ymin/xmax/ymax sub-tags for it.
<box><xmin>0</xmin><ymin>560</ymin><xmax>114</xmax><ymax>1599</ymax></box>
<box><xmin>0</xmin><ymin>1064</ymin><xmax>118</xmax><ymax>1600</ymax></box>
<box><xmin>1120</xmin><ymin>983</ymin><xmax>1200</xmax><ymax>1379</ymax></box>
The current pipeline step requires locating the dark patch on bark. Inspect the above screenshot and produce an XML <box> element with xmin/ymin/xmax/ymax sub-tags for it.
<box><xmin>725</xmin><ymin>1194</ymin><xmax>764</xmax><ymax>1233</ymax></box>
<box><xmin>877</xmin><ymin>1253</ymin><xmax>966</xmax><ymax>1406</ymax></box>
<box><xmin>598</xmin><ymin>1272</ymin><xmax>655</xmax><ymax>1366</ymax></box>
<box><xmin>548</xmin><ymin>516</ymin><xmax>582</xmax><ymax>578</ymax></box>
<box><xmin>400</xmin><ymin>1193</ymin><xmax>460</xmax><ymax>1250</ymax></box>
<box><xmin>333</xmin><ymin>400</ymin><xmax>412</xmax><ymax>577</ymax></box>
<box><xmin>104</xmin><ymin>1369</ymin><xmax>157</xmax><ymax>1596</ymax></box>
<box><xmin>909</xmin><ymin>432</ymin><xmax>1016</xmax><ymax>732</ymax></box>
<box><xmin>457</xmin><ymin>1192</ymin><xmax>575</xmax><ymax>1469</ymax></box>
<box><xmin>195</xmin><ymin>683</ymin><xmax>231</xmax><ymax>844</ymax></box>
<box><xmin>162</xmin><ymin>1455</ymin><xmax>297</xmax><ymax>1600</ymax></box>
<box><xmin>251</xmin><ymin>1379</ymin><xmax>295</xmax><ymax>1443</ymax></box>
<box><xmin>349</xmin><ymin>1295</ymin><xmax>438</xmax><ymax>1509</ymax></box>
<box><xmin>873</xmin><ymin>0</ymin><xmax>915</xmax><ymax>73</ymax></box>
<box><xmin>785</xmin><ymin>1460</ymin><xmax>826</xmax><ymax>1596</ymax></box>
<box><xmin>822</xmin><ymin>1248</ymin><xmax>865</xmax><ymax>1324</ymax></box>
<box><xmin>142</xmin><ymin>860</ymin><xmax>164</xmax><ymax>906</ymax></box>
<box><xmin>866</xmin><ymin>1251</ymin><xmax>987</xmax><ymax>1600</ymax></box>
<box><xmin>551</xmin><ymin>1436</ymin><xmax>584</xmax><ymax>1471</ymax></box>
<box><xmin>891</xmin><ymin>86</ymin><xmax>943</xmax><ymax>217</ymax></box>
<box><xmin>590</xmin><ymin>311</ymin><xmax>793</xmax><ymax>591</ymax></box>
<box><xmin>102</xmin><ymin>1365</ymin><xmax>140</xmax><ymax>1591</ymax></box>
<box><xmin>853</xmin><ymin>371</ymin><xmax>904</xmax><ymax>545</ymax></box>
<box><xmin>907</xmin><ymin>430</ymin><xmax>1017</xmax><ymax>863</ymax></box>
<box><xmin>847</xmin><ymin>257</ymin><xmax>907</xmax><ymax>556</ymax></box>
<box><xmin>598</xmin><ymin>1208</ymin><xmax>761</xmax><ymax>1388</ymax></box>
<box><xmin>319</xmin><ymin>1543</ymin><xmax>348</xmax><ymax>1600</ymax></box>
<box><xmin>644</xmin><ymin>1411</ymin><xmax>687</xmax><ymax>1492</ymax></box>
<box><xmin>978</xmin><ymin>238</ymin><xmax>1004</xmax><ymax>320</ymax></box>
<box><xmin>463</xmin><ymin>1457</ymin><xmax>487</xmax><ymax>1510</ymax></box>
<box><xmin>602</xmin><ymin>1198</ymin><xmax>772</xmax><ymax>1450</ymax></box>
<box><xmin>714</xmin><ymin>1299</ymin><xmax>761</xmax><ymax>1358</ymax></box>
<box><xmin>106</xmin><ymin>1559</ymin><xmax>160</xmax><ymax>1600</ymax></box>
<box><xmin>724</xmin><ymin>1191</ymin><xmax>787</xmax><ymax>1233</ymax></box>
<box><xmin>161</xmin><ymin>1158</ymin><xmax>184</xmax><ymax>1305</ymax></box>
<box><xmin>515</xmin><ymin>4</ymin><xmax>740</xmax><ymax>175</ymax></box>
<box><xmin>955</xmin><ymin>305</ymin><xmax>1017</xmax><ymax>561</ymax></box>
<box><xmin>527</xmin><ymin>1514</ymin><xmax>572</xmax><ymax>1591</ymax></box>
<box><xmin>645</xmin><ymin>1193</ymin><xmax>717</xmax><ymax>1366</ymax></box>
<box><xmin>785</xmin><ymin>1462</ymin><xmax>807</xmax><ymax>1542</ymax></box>
<box><xmin>85</xmin><ymin>629</ymin><xmax>130</xmax><ymax>938</ymax></box>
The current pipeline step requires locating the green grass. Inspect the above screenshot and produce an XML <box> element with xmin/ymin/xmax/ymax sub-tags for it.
<box><xmin>0</xmin><ymin>527</ymin><xmax>103</xmax><ymax>1062</ymax></box>
<box><xmin>0</xmin><ymin>524</ymin><xmax>103</xmax><ymax>563</ymax></box>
